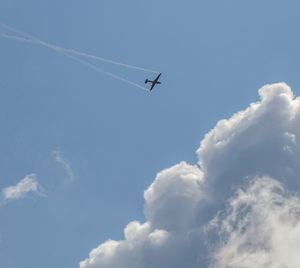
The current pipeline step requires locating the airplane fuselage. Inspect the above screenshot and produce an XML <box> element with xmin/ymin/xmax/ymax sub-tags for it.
<box><xmin>145</xmin><ymin>73</ymin><xmax>162</xmax><ymax>91</ymax></box>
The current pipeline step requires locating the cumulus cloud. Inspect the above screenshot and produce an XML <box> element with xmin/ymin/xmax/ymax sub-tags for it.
<box><xmin>80</xmin><ymin>83</ymin><xmax>300</xmax><ymax>268</ymax></box>
<box><xmin>211</xmin><ymin>177</ymin><xmax>300</xmax><ymax>268</ymax></box>
<box><xmin>1</xmin><ymin>174</ymin><xmax>44</xmax><ymax>202</ymax></box>
<box><xmin>144</xmin><ymin>162</ymin><xmax>205</xmax><ymax>232</ymax></box>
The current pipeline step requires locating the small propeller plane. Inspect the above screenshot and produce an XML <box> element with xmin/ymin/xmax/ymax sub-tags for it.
<box><xmin>145</xmin><ymin>73</ymin><xmax>162</xmax><ymax>91</ymax></box>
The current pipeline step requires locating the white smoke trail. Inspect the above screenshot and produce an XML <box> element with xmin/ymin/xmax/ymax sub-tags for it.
<box><xmin>0</xmin><ymin>22</ymin><xmax>159</xmax><ymax>74</ymax></box>
<box><xmin>0</xmin><ymin>22</ymin><xmax>158</xmax><ymax>91</ymax></box>
<box><xmin>62</xmin><ymin>51</ymin><xmax>150</xmax><ymax>91</ymax></box>
<box><xmin>0</xmin><ymin>33</ymin><xmax>149</xmax><ymax>91</ymax></box>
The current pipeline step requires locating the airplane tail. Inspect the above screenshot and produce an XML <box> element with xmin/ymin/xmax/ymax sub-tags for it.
<box><xmin>145</xmin><ymin>79</ymin><xmax>148</xmax><ymax>84</ymax></box>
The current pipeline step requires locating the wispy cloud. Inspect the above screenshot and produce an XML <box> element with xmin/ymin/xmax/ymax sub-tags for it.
<box><xmin>1</xmin><ymin>174</ymin><xmax>45</xmax><ymax>202</ymax></box>
<box><xmin>52</xmin><ymin>150</ymin><xmax>75</xmax><ymax>184</ymax></box>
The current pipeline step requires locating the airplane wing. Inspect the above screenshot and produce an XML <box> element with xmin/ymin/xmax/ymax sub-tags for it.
<box><xmin>154</xmin><ymin>73</ymin><xmax>161</xmax><ymax>83</ymax></box>
<box><xmin>150</xmin><ymin>82</ymin><xmax>156</xmax><ymax>91</ymax></box>
<box><xmin>149</xmin><ymin>73</ymin><xmax>162</xmax><ymax>91</ymax></box>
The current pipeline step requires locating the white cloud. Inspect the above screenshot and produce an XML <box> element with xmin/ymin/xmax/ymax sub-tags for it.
<box><xmin>52</xmin><ymin>150</ymin><xmax>75</xmax><ymax>184</ymax></box>
<box><xmin>80</xmin><ymin>83</ymin><xmax>300</xmax><ymax>268</ymax></box>
<box><xmin>144</xmin><ymin>161</ymin><xmax>205</xmax><ymax>232</ymax></box>
<box><xmin>211</xmin><ymin>177</ymin><xmax>300</xmax><ymax>268</ymax></box>
<box><xmin>2</xmin><ymin>174</ymin><xmax>44</xmax><ymax>202</ymax></box>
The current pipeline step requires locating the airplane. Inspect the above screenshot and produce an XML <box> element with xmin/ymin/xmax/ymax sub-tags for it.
<box><xmin>145</xmin><ymin>73</ymin><xmax>162</xmax><ymax>91</ymax></box>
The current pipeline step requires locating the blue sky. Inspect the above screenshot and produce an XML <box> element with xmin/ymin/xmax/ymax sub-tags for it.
<box><xmin>1</xmin><ymin>1</ymin><xmax>300</xmax><ymax>267</ymax></box>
